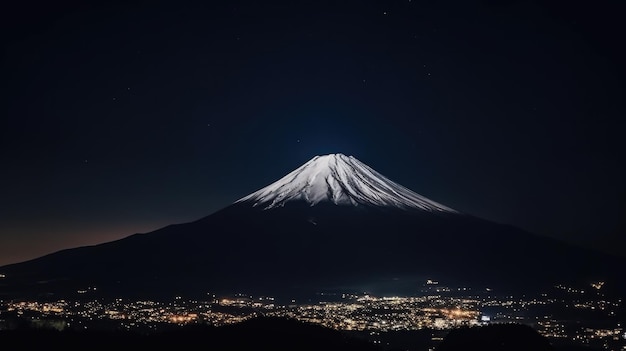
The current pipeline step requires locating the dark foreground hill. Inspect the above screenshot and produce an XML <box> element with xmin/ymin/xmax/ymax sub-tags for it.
<box><xmin>0</xmin><ymin>317</ymin><xmax>379</xmax><ymax>351</ymax></box>
<box><xmin>0</xmin><ymin>316</ymin><xmax>598</xmax><ymax>351</ymax></box>
<box><xmin>436</xmin><ymin>323</ymin><xmax>554</xmax><ymax>351</ymax></box>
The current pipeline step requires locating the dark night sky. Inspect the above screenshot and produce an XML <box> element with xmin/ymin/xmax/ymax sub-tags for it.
<box><xmin>2</xmin><ymin>0</ymin><xmax>625</xmax><ymax>266</ymax></box>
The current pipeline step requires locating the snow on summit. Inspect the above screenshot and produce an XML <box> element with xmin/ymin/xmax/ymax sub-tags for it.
<box><xmin>236</xmin><ymin>153</ymin><xmax>457</xmax><ymax>213</ymax></box>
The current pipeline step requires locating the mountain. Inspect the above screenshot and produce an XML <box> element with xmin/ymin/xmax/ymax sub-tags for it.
<box><xmin>0</xmin><ymin>154</ymin><xmax>622</xmax><ymax>300</ymax></box>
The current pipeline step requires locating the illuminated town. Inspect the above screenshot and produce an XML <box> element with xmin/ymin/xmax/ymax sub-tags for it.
<box><xmin>1</xmin><ymin>279</ymin><xmax>624</xmax><ymax>350</ymax></box>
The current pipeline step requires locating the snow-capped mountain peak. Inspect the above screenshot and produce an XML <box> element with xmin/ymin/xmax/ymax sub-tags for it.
<box><xmin>236</xmin><ymin>153</ymin><xmax>457</xmax><ymax>213</ymax></box>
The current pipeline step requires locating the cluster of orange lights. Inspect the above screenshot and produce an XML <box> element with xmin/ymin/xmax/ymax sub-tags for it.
<box><xmin>169</xmin><ymin>314</ymin><xmax>198</xmax><ymax>323</ymax></box>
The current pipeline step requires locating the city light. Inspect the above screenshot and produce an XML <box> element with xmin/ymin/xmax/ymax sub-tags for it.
<box><xmin>1</xmin><ymin>281</ymin><xmax>623</xmax><ymax>350</ymax></box>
